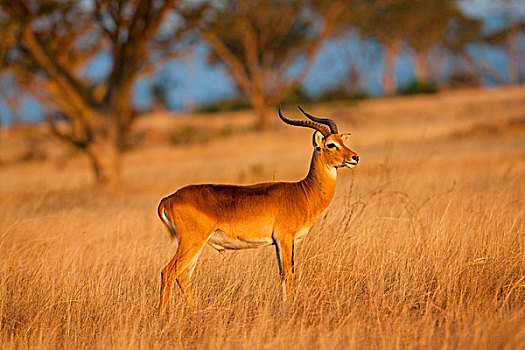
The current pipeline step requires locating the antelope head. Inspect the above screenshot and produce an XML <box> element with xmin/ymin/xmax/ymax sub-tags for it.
<box><xmin>279</xmin><ymin>105</ymin><xmax>359</xmax><ymax>169</ymax></box>
<box><xmin>157</xmin><ymin>105</ymin><xmax>360</xmax><ymax>312</ymax></box>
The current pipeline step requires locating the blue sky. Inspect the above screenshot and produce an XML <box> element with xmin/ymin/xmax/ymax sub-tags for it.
<box><xmin>1</xmin><ymin>0</ymin><xmax>524</xmax><ymax>125</ymax></box>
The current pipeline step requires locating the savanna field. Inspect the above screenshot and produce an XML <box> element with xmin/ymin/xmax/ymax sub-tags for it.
<box><xmin>0</xmin><ymin>87</ymin><xmax>524</xmax><ymax>349</ymax></box>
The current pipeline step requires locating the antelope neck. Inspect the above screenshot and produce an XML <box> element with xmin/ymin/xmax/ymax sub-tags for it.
<box><xmin>299</xmin><ymin>151</ymin><xmax>337</xmax><ymax>213</ymax></box>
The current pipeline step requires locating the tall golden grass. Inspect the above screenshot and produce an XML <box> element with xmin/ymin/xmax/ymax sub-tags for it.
<box><xmin>0</xmin><ymin>87</ymin><xmax>524</xmax><ymax>349</ymax></box>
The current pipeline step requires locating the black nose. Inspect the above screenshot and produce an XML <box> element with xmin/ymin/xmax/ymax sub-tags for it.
<box><xmin>352</xmin><ymin>155</ymin><xmax>359</xmax><ymax>162</ymax></box>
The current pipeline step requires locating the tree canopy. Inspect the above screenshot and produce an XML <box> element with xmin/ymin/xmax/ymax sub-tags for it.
<box><xmin>1</xmin><ymin>0</ymin><xmax>204</xmax><ymax>183</ymax></box>
<box><xmin>202</xmin><ymin>0</ymin><xmax>348</xmax><ymax>128</ymax></box>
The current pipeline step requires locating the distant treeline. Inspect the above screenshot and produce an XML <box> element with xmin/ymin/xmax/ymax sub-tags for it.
<box><xmin>1</xmin><ymin>0</ymin><xmax>523</xmax><ymax>183</ymax></box>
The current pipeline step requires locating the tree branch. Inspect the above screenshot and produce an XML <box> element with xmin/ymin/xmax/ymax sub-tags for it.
<box><xmin>4</xmin><ymin>1</ymin><xmax>96</xmax><ymax>118</ymax></box>
<box><xmin>277</xmin><ymin>1</ymin><xmax>345</xmax><ymax>101</ymax></box>
<box><xmin>47</xmin><ymin>114</ymin><xmax>89</xmax><ymax>149</ymax></box>
<box><xmin>463</xmin><ymin>52</ymin><xmax>506</xmax><ymax>85</ymax></box>
<box><xmin>106</xmin><ymin>0</ymin><xmax>175</xmax><ymax>105</ymax></box>
<box><xmin>203</xmin><ymin>31</ymin><xmax>256</xmax><ymax>97</ymax></box>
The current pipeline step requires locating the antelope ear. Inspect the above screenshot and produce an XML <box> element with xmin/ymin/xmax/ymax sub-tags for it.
<box><xmin>340</xmin><ymin>133</ymin><xmax>351</xmax><ymax>144</ymax></box>
<box><xmin>312</xmin><ymin>131</ymin><xmax>324</xmax><ymax>151</ymax></box>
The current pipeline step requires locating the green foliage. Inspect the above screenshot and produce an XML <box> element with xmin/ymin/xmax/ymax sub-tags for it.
<box><xmin>169</xmin><ymin>124</ymin><xmax>258</xmax><ymax>146</ymax></box>
<box><xmin>448</xmin><ymin>71</ymin><xmax>481</xmax><ymax>88</ymax></box>
<box><xmin>197</xmin><ymin>83</ymin><xmax>369</xmax><ymax>113</ymax></box>
<box><xmin>196</xmin><ymin>87</ymin><xmax>314</xmax><ymax>113</ymax></box>
<box><xmin>317</xmin><ymin>83</ymin><xmax>369</xmax><ymax>102</ymax></box>
<box><xmin>399</xmin><ymin>81</ymin><xmax>439</xmax><ymax>95</ymax></box>
<box><xmin>196</xmin><ymin>98</ymin><xmax>252</xmax><ymax>113</ymax></box>
<box><xmin>1</xmin><ymin>0</ymin><xmax>208</xmax><ymax>183</ymax></box>
<box><xmin>342</xmin><ymin>0</ymin><xmax>480</xmax><ymax>50</ymax></box>
<box><xmin>281</xmin><ymin>87</ymin><xmax>314</xmax><ymax>105</ymax></box>
<box><xmin>203</xmin><ymin>0</ymin><xmax>347</xmax><ymax>127</ymax></box>
<box><xmin>205</xmin><ymin>0</ymin><xmax>319</xmax><ymax>70</ymax></box>
<box><xmin>338</xmin><ymin>0</ymin><xmax>485</xmax><ymax>93</ymax></box>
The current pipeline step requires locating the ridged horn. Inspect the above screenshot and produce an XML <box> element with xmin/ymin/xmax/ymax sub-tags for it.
<box><xmin>297</xmin><ymin>105</ymin><xmax>338</xmax><ymax>134</ymax></box>
<box><xmin>278</xmin><ymin>105</ymin><xmax>330</xmax><ymax>137</ymax></box>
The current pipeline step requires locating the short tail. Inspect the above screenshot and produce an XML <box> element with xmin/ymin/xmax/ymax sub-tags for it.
<box><xmin>157</xmin><ymin>198</ymin><xmax>178</xmax><ymax>241</ymax></box>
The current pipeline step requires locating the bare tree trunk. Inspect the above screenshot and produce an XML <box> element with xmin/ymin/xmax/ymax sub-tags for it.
<box><xmin>507</xmin><ymin>28</ymin><xmax>519</xmax><ymax>85</ymax></box>
<box><xmin>85</xmin><ymin>133</ymin><xmax>121</xmax><ymax>184</ymax></box>
<box><xmin>429</xmin><ymin>49</ymin><xmax>446</xmax><ymax>84</ymax></box>
<box><xmin>254</xmin><ymin>104</ymin><xmax>272</xmax><ymax>130</ymax></box>
<box><xmin>414</xmin><ymin>53</ymin><xmax>430</xmax><ymax>82</ymax></box>
<box><xmin>503</xmin><ymin>0</ymin><xmax>520</xmax><ymax>85</ymax></box>
<box><xmin>252</xmin><ymin>93</ymin><xmax>273</xmax><ymax>130</ymax></box>
<box><xmin>383</xmin><ymin>42</ymin><xmax>399</xmax><ymax>95</ymax></box>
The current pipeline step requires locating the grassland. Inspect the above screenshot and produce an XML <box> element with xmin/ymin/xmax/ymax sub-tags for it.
<box><xmin>0</xmin><ymin>87</ymin><xmax>524</xmax><ymax>349</ymax></box>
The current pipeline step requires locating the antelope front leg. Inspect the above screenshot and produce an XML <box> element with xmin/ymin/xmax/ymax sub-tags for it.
<box><xmin>274</xmin><ymin>239</ymin><xmax>294</xmax><ymax>302</ymax></box>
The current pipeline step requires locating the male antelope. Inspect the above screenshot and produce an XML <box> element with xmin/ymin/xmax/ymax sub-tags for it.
<box><xmin>157</xmin><ymin>106</ymin><xmax>359</xmax><ymax>312</ymax></box>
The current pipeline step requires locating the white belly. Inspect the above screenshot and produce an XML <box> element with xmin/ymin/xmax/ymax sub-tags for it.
<box><xmin>294</xmin><ymin>227</ymin><xmax>310</xmax><ymax>243</ymax></box>
<box><xmin>208</xmin><ymin>230</ymin><xmax>273</xmax><ymax>250</ymax></box>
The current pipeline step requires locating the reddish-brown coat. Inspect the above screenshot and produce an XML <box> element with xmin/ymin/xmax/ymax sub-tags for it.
<box><xmin>157</xmin><ymin>131</ymin><xmax>358</xmax><ymax>313</ymax></box>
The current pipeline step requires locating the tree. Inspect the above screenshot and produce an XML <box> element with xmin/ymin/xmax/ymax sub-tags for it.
<box><xmin>401</xmin><ymin>0</ymin><xmax>462</xmax><ymax>83</ymax></box>
<box><xmin>202</xmin><ymin>0</ymin><xmax>347</xmax><ymax>129</ymax></box>
<box><xmin>0</xmin><ymin>0</ymin><xmax>202</xmax><ymax>183</ymax></box>
<box><xmin>342</xmin><ymin>0</ymin><xmax>487</xmax><ymax>92</ymax></box>
<box><xmin>345</xmin><ymin>0</ymin><xmax>408</xmax><ymax>95</ymax></box>
<box><xmin>0</xmin><ymin>74</ymin><xmax>23</xmax><ymax>127</ymax></box>
<box><xmin>332</xmin><ymin>29</ymin><xmax>381</xmax><ymax>97</ymax></box>
<box><xmin>151</xmin><ymin>72</ymin><xmax>179</xmax><ymax>111</ymax></box>
<box><xmin>441</xmin><ymin>11</ymin><xmax>486</xmax><ymax>85</ymax></box>
<box><xmin>483</xmin><ymin>0</ymin><xmax>525</xmax><ymax>84</ymax></box>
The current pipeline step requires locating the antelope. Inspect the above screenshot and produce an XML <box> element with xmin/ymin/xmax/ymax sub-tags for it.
<box><xmin>157</xmin><ymin>106</ymin><xmax>359</xmax><ymax>313</ymax></box>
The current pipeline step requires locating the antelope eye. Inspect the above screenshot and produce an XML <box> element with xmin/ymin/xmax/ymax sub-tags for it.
<box><xmin>327</xmin><ymin>143</ymin><xmax>337</xmax><ymax>149</ymax></box>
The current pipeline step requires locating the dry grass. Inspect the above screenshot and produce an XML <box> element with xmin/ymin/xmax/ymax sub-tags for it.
<box><xmin>1</xmin><ymin>87</ymin><xmax>524</xmax><ymax>349</ymax></box>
